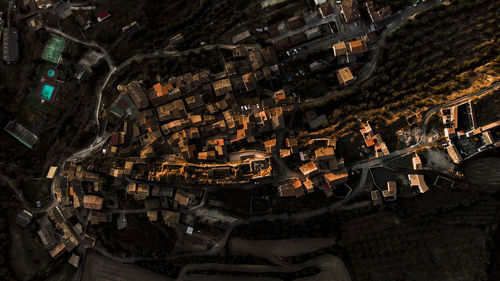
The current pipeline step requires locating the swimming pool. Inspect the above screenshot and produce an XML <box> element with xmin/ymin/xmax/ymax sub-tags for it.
<box><xmin>40</xmin><ymin>84</ymin><xmax>55</xmax><ymax>101</ymax></box>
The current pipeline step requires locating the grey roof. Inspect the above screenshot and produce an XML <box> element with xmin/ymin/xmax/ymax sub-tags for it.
<box><xmin>2</xmin><ymin>27</ymin><xmax>19</xmax><ymax>63</ymax></box>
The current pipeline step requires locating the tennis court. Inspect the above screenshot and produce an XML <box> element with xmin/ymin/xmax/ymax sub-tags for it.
<box><xmin>42</xmin><ymin>35</ymin><xmax>67</xmax><ymax>64</ymax></box>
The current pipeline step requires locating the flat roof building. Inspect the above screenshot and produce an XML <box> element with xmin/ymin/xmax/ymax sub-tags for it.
<box><xmin>446</xmin><ymin>144</ymin><xmax>463</xmax><ymax>164</ymax></box>
<box><xmin>46</xmin><ymin>166</ymin><xmax>59</xmax><ymax>179</ymax></box>
<box><xmin>212</xmin><ymin>79</ymin><xmax>233</xmax><ymax>97</ymax></box>
<box><xmin>3</xmin><ymin>28</ymin><xmax>19</xmax><ymax>64</ymax></box>
<box><xmin>83</xmin><ymin>195</ymin><xmax>104</xmax><ymax>210</ymax></box>
<box><xmin>409</xmin><ymin>174</ymin><xmax>429</xmax><ymax>193</ymax></box>
<box><xmin>122</xmin><ymin>21</ymin><xmax>141</xmax><ymax>37</ymax></box>
<box><xmin>4</xmin><ymin>121</ymin><xmax>39</xmax><ymax>149</ymax></box>
<box><xmin>371</xmin><ymin>190</ymin><xmax>382</xmax><ymax>205</ymax></box>
<box><xmin>333</xmin><ymin>41</ymin><xmax>348</xmax><ymax>57</ymax></box>
<box><xmin>336</xmin><ymin>67</ymin><xmax>355</xmax><ymax>87</ymax></box>
<box><xmin>123</xmin><ymin>81</ymin><xmax>149</xmax><ymax>109</ymax></box>
<box><xmin>324</xmin><ymin>171</ymin><xmax>348</xmax><ymax>187</ymax></box>
<box><xmin>347</xmin><ymin>40</ymin><xmax>367</xmax><ymax>55</ymax></box>
<box><xmin>315</xmin><ymin>147</ymin><xmax>335</xmax><ymax>161</ymax></box>
<box><xmin>382</xmin><ymin>181</ymin><xmax>397</xmax><ymax>201</ymax></box>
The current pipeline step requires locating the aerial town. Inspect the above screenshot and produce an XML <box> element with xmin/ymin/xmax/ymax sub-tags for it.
<box><xmin>0</xmin><ymin>0</ymin><xmax>500</xmax><ymax>280</ymax></box>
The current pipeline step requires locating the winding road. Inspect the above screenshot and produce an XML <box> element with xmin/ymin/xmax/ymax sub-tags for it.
<box><xmin>4</xmin><ymin>0</ymin><xmax>493</xmax><ymax>276</ymax></box>
<box><xmin>299</xmin><ymin>0</ymin><xmax>446</xmax><ymax>109</ymax></box>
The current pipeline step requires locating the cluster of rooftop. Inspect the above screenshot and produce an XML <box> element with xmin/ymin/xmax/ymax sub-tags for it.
<box><xmin>441</xmin><ymin>101</ymin><xmax>500</xmax><ymax>164</ymax></box>
<box><xmin>99</xmin><ymin>45</ymin><xmax>294</xmax><ymax>185</ymax></box>
<box><xmin>279</xmin><ymin>138</ymin><xmax>352</xmax><ymax>199</ymax></box>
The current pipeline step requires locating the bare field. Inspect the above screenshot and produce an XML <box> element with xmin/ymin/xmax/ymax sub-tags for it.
<box><xmin>463</xmin><ymin>157</ymin><xmax>500</xmax><ymax>191</ymax></box>
<box><xmin>229</xmin><ymin>237</ymin><xmax>336</xmax><ymax>258</ymax></box>
<box><xmin>82</xmin><ymin>251</ymin><xmax>172</xmax><ymax>281</ymax></box>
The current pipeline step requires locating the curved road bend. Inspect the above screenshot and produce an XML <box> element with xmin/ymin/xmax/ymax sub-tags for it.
<box><xmin>38</xmin><ymin>0</ymin><xmax>497</xmax><ymax>264</ymax></box>
<box><xmin>91</xmin><ymin>167</ymin><xmax>369</xmax><ymax>264</ymax></box>
<box><xmin>47</xmin><ymin>70</ymin><xmax>500</xmax><ymax>266</ymax></box>
<box><xmin>32</xmin><ymin>0</ymin><xmax>453</xmax><ymax>214</ymax></box>
<box><xmin>180</xmin><ymin>82</ymin><xmax>500</xmax><ymax>263</ymax></box>
<box><xmin>299</xmin><ymin>0</ymin><xmax>447</xmax><ymax>110</ymax></box>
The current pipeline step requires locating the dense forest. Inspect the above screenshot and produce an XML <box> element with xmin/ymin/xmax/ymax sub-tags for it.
<box><xmin>317</xmin><ymin>0</ymin><xmax>500</xmax><ymax>136</ymax></box>
<box><xmin>0</xmin><ymin>183</ymin><xmax>19</xmax><ymax>281</ymax></box>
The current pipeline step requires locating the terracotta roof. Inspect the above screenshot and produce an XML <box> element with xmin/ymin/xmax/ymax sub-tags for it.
<box><xmin>408</xmin><ymin>174</ymin><xmax>428</xmax><ymax>193</ymax></box>
<box><xmin>163</xmin><ymin>211</ymin><xmax>180</xmax><ymax>225</ymax></box>
<box><xmin>323</xmin><ymin>171</ymin><xmax>348</xmax><ymax>186</ymax></box>
<box><xmin>348</xmin><ymin>40</ymin><xmax>367</xmax><ymax>54</ymax></box>
<box><xmin>341</xmin><ymin>0</ymin><xmax>361</xmax><ymax>23</ymax></box>
<box><xmin>198</xmin><ymin>151</ymin><xmax>216</xmax><ymax>161</ymax></box>
<box><xmin>174</xmin><ymin>189</ymin><xmax>191</xmax><ymax>206</ymax></box>
<box><xmin>280</xmin><ymin>149</ymin><xmax>292</xmax><ymax>158</ymax></box>
<box><xmin>185</xmin><ymin>94</ymin><xmax>204</xmax><ymax>110</ymax></box>
<box><xmin>152</xmin><ymin>82</ymin><xmax>174</xmax><ymax>97</ymax></box>
<box><xmin>300</xmin><ymin>161</ymin><xmax>318</xmax><ymax>176</ymax></box>
<box><xmin>212</xmin><ymin>79</ymin><xmax>233</xmax><ymax>96</ymax></box>
<box><xmin>304</xmin><ymin>178</ymin><xmax>314</xmax><ymax>192</ymax></box>
<box><xmin>249</xmin><ymin>50</ymin><xmax>264</xmax><ymax>70</ymax></box>
<box><xmin>264</xmin><ymin>139</ymin><xmax>277</xmax><ymax>152</ymax></box>
<box><xmin>83</xmin><ymin>195</ymin><xmax>103</xmax><ymax>210</ymax></box>
<box><xmin>336</xmin><ymin>67</ymin><xmax>355</xmax><ymax>87</ymax></box>
<box><xmin>315</xmin><ymin>147</ymin><xmax>335</xmax><ymax>160</ymax></box>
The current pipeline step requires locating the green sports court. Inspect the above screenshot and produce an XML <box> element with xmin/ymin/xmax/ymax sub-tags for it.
<box><xmin>42</xmin><ymin>35</ymin><xmax>67</xmax><ymax>64</ymax></box>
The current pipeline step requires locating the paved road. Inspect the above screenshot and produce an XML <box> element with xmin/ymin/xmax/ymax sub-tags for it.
<box><xmin>32</xmin><ymin>0</ymin><xmax>495</xmax><ymax>269</ymax></box>
<box><xmin>420</xmin><ymin>81</ymin><xmax>500</xmax><ymax>141</ymax></box>
<box><xmin>90</xmin><ymin>166</ymin><xmax>369</xmax><ymax>264</ymax></box>
<box><xmin>44</xmin><ymin>26</ymin><xmax>116</xmax><ymax>127</ymax></box>
<box><xmin>96</xmin><ymin>83</ymin><xmax>500</xmax><ymax>264</ymax></box>
<box><xmin>269</xmin><ymin>15</ymin><xmax>338</xmax><ymax>43</ymax></box>
<box><xmin>177</xmin><ymin>254</ymin><xmax>350</xmax><ymax>281</ymax></box>
<box><xmin>92</xmin><ymin>81</ymin><xmax>500</xmax><ymax>267</ymax></box>
<box><xmin>298</xmin><ymin>0</ymin><xmax>446</xmax><ymax>109</ymax></box>
<box><xmin>272</xmin><ymin>111</ymin><xmax>301</xmax><ymax>181</ymax></box>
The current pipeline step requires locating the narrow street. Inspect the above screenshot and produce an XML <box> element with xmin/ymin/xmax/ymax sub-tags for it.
<box><xmin>89</xmin><ymin>82</ymin><xmax>500</xmax><ymax>265</ymax></box>
<box><xmin>299</xmin><ymin>0</ymin><xmax>447</xmax><ymax>109</ymax></box>
<box><xmin>5</xmin><ymin>0</ymin><xmax>493</xmax><ymax>274</ymax></box>
<box><xmin>268</xmin><ymin>15</ymin><xmax>338</xmax><ymax>44</ymax></box>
